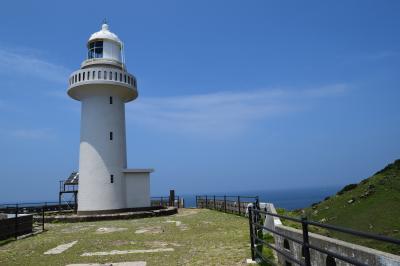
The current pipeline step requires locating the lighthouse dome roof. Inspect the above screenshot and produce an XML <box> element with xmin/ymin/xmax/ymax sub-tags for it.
<box><xmin>88</xmin><ymin>23</ymin><xmax>121</xmax><ymax>45</ymax></box>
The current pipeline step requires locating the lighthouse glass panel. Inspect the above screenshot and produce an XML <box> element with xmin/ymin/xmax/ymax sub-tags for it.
<box><xmin>88</xmin><ymin>41</ymin><xmax>103</xmax><ymax>59</ymax></box>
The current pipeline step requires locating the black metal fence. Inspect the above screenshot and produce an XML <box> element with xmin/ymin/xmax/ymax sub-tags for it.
<box><xmin>151</xmin><ymin>196</ymin><xmax>183</xmax><ymax>208</ymax></box>
<box><xmin>248</xmin><ymin>205</ymin><xmax>400</xmax><ymax>266</ymax></box>
<box><xmin>0</xmin><ymin>202</ymin><xmax>50</xmax><ymax>241</ymax></box>
<box><xmin>196</xmin><ymin>195</ymin><xmax>258</xmax><ymax>216</ymax></box>
<box><xmin>0</xmin><ymin>201</ymin><xmax>77</xmax><ymax>242</ymax></box>
<box><xmin>1</xmin><ymin>201</ymin><xmax>76</xmax><ymax>214</ymax></box>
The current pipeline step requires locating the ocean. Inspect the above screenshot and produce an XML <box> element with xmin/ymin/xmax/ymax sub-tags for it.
<box><xmin>180</xmin><ymin>185</ymin><xmax>341</xmax><ymax>210</ymax></box>
<box><xmin>1</xmin><ymin>186</ymin><xmax>341</xmax><ymax>210</ymax></box>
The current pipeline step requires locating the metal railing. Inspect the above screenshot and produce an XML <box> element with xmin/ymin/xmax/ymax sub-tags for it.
<box><xmin>151</xmin><ymin>196</ymin><xmax>183</xmax><ymax>208</ymax></box>
<box><xmin>0</xmin><ymin>202</ymin><xmax>51</xmax><ymax>242</ymax></box>
<box><xmin>1</xmin><ymin>201</ymin><xmax>76</xmax><ymax>213</ymax></box>
<box><xmin>196</xmin><ymin>195</ymin><xmax>258</xmax><ymax>216</ymax></box>
<box><xmin>59</xmin><ymin>180</ymin><xmax>78</xmax><ymax>193</ymax></box>
<box><xmin>248</xmin><ymin>204</ymin><xmax>400</xmax><ymax>266</ymax></box>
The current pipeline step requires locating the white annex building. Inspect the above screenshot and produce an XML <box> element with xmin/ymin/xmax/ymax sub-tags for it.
<box><xmin>67</xmin><ymin>23</ymin><xmax>153</xmax><ymax>215</ymax></box>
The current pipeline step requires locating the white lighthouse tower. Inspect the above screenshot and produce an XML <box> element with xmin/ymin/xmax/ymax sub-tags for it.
<box><xmin>67</xmin><ymin>23</ymin><xmax>153</xmax><ymax>215</ymax></box>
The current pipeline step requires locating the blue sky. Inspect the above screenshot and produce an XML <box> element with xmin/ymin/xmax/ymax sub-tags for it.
<box><xmin>0</xmin><ymin>1</ymin><xmax>399</xmax><ymax>202</ymax></box>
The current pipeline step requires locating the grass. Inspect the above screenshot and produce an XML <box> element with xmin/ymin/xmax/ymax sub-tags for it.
<box><xmin>257</xmin><ymin>233</ymin><xmax>275</xmax><ymax>266</ymax></box>
<box><xmin>279</xmin><ymin>159</ymin><xmax>400</xmax><ymax>255</ymax></box>
<box><xmin>0</xmin><ymin>209</ymin><xmax>258</xmax><ymax>266</ymax></box>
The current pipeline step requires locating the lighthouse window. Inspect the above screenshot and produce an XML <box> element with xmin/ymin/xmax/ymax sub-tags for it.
<box><xmin>109</xmin><ymin>96</ymin><xmax>113</xmax><ymax>104</ymax></box>
<box><xmin>109</xmin><ymin>71</ymin><xmax>112</xmax><ymax>80</ymax></box>
<box><xmin>92</xmin><ymin>71</ymin><xmax>96</xmax><ymax>79</ymax></box>
<box><xmin>87</xmin><ymin>71</ymin><xmax>90</xmax><ymax>80</ymax></box>
<box><xmin>98</xmin><ymin>71</ymin><xmax>101</xmax><ymax>79</ymax></box>
<box><xmin>114</xmin><ymin>72</ymin><xmax>117</xmax><ymax>81</ymax></box>
<box><xmin>127</xmin><ymin>76</ymin><xmax>130</xmax><ymax>84</ymax></box>
<box><xmin>124</xmin><ymin>74</ymin><xmax>127</xmax><ymax>83</ymax></box>
<box><xmin>119</xmin><ymin>73</ymin><xmax>122</xmax><ymax>82</ymax></box>
<box><xmin>110</xmin><ymin>175</ymin><xmax>114</xmax><ymax>183</ymax></box>
<box><xmin>88</xmin><ymin>41</ymin><xmax>103</xmax><ymax>59</ymax></box>
<box><xmin>110</xmin><ymin>131</ymin><xmax>113</xmax><ymax>140</ymax></box>
<box><xmin>104</xmin><ymin>71</ymin><xmax>107</xmax><ymax>79</ymax></box>
<box><xmin>82</xmin><ymin>72</ymin><xmax>85</xmax><ymax>81</ymax></box>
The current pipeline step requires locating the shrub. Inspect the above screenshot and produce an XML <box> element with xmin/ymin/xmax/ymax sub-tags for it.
<box><xmin>337</xmin><ymin>184</ymin><xmax>358</xmax><ymax>195</ymax></box>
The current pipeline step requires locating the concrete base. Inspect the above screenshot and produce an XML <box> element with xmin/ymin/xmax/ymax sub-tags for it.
<box><xmin>77</xmin><ymin>206</ymin><xmax>161</xmax><ymax>216</ymax></box>
<box><xmin>37</xmin><ymin>207</ymin><xmax>177</xmax><ymax>223</ymax></box>
<box><xmin>67</xmin><ymin>262</ymin><xmax>146</xmax><ymax>266</ymax></box>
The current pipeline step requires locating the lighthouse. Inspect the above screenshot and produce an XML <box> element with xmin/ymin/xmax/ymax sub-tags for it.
<box><xmin>67</xmin><ymin>23</ymin><xmax>153</xmax><ymax>215</ymax></box>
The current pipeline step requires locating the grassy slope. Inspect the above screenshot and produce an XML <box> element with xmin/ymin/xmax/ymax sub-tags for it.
<box><xmin>290</xmin><ymin>159</ymin><xmax>400</xmax><ymax>255</ymax></box>
<box><xmin>0</xmin><ymin>209</ymin><xmax>252</xmax><ymax>266</ymax></box>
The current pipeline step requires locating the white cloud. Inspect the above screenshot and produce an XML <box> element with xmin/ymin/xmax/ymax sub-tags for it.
<box><xmin>0</xmin><ymin>47</ymin><xmax>70</xmax><ymax>84</ymax></box>
<box><xmin>127</xmin><ymin>84</ymin><xmax>350</xmax><ymax>138</ymax></box>
<box><xmin>303</xmin><ymin>84</ymin><xmax>349</xmax><ymax>97</ymax></box>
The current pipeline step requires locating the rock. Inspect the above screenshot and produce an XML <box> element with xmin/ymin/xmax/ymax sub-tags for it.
<box><xmin>313</xmin><ymin>210</ymin><xmax>318</xmax><ymax>215</ymax></box>
<box><xmin>368</xmin><ymin>184</ymin><xmax>375</xmax><ymax>190</ymax></box>
<box><xmin>319</xmin><ymin>218</ymin><xmax>327</xmax><ymax>223</ymax></box>
<box><xmin>324</xmin><ymin>206</ymin><xmax>329</xmax><ymax>210</ymax></box>
<box><xmin>96</xmin><ymin>227</ymin><xmax>128</xmax><ymax>234</ymax></box>
<box><xmin>360</xmin><ymin>189</ymin><xmax>374</xmax><ymax>199</ymax></box>
<box><xmin>369</xmin><ymin>224</ymin><xmax>373</xmax><ymax>229</ymax></box>
<box><xmin>347</xmin><ymin>198</ymin><xmax>355</xmax><ymax>204</ymax></box>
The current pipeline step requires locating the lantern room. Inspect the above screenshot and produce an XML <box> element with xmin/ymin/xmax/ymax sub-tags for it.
<box><xmin>83</xmin><ymin>23</ymin><xmax>123</xmax><ymax>68</ymax></box>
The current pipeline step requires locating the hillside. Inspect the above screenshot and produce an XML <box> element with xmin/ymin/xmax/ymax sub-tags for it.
<box><xmin>296</xmin><ymin>159</ymin><xmax>400</xmax><ymax>254</ymax></box>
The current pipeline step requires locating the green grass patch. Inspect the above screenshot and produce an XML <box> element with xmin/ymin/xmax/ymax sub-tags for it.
<box><xmin>0</xmin><ymin>209</ymin><xmax>263</xmax><ymax>265</ymax></box>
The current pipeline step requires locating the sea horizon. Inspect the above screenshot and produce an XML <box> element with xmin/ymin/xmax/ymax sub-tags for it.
<box><xmin>180</xmin><ymin>185</ymin><xmax>341</xmax><ymax>210</ymax></box>
<box><xmin>0</xmin><ymin>185</ymin><xmax>341</xmax><ymax>210</ymax></box>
